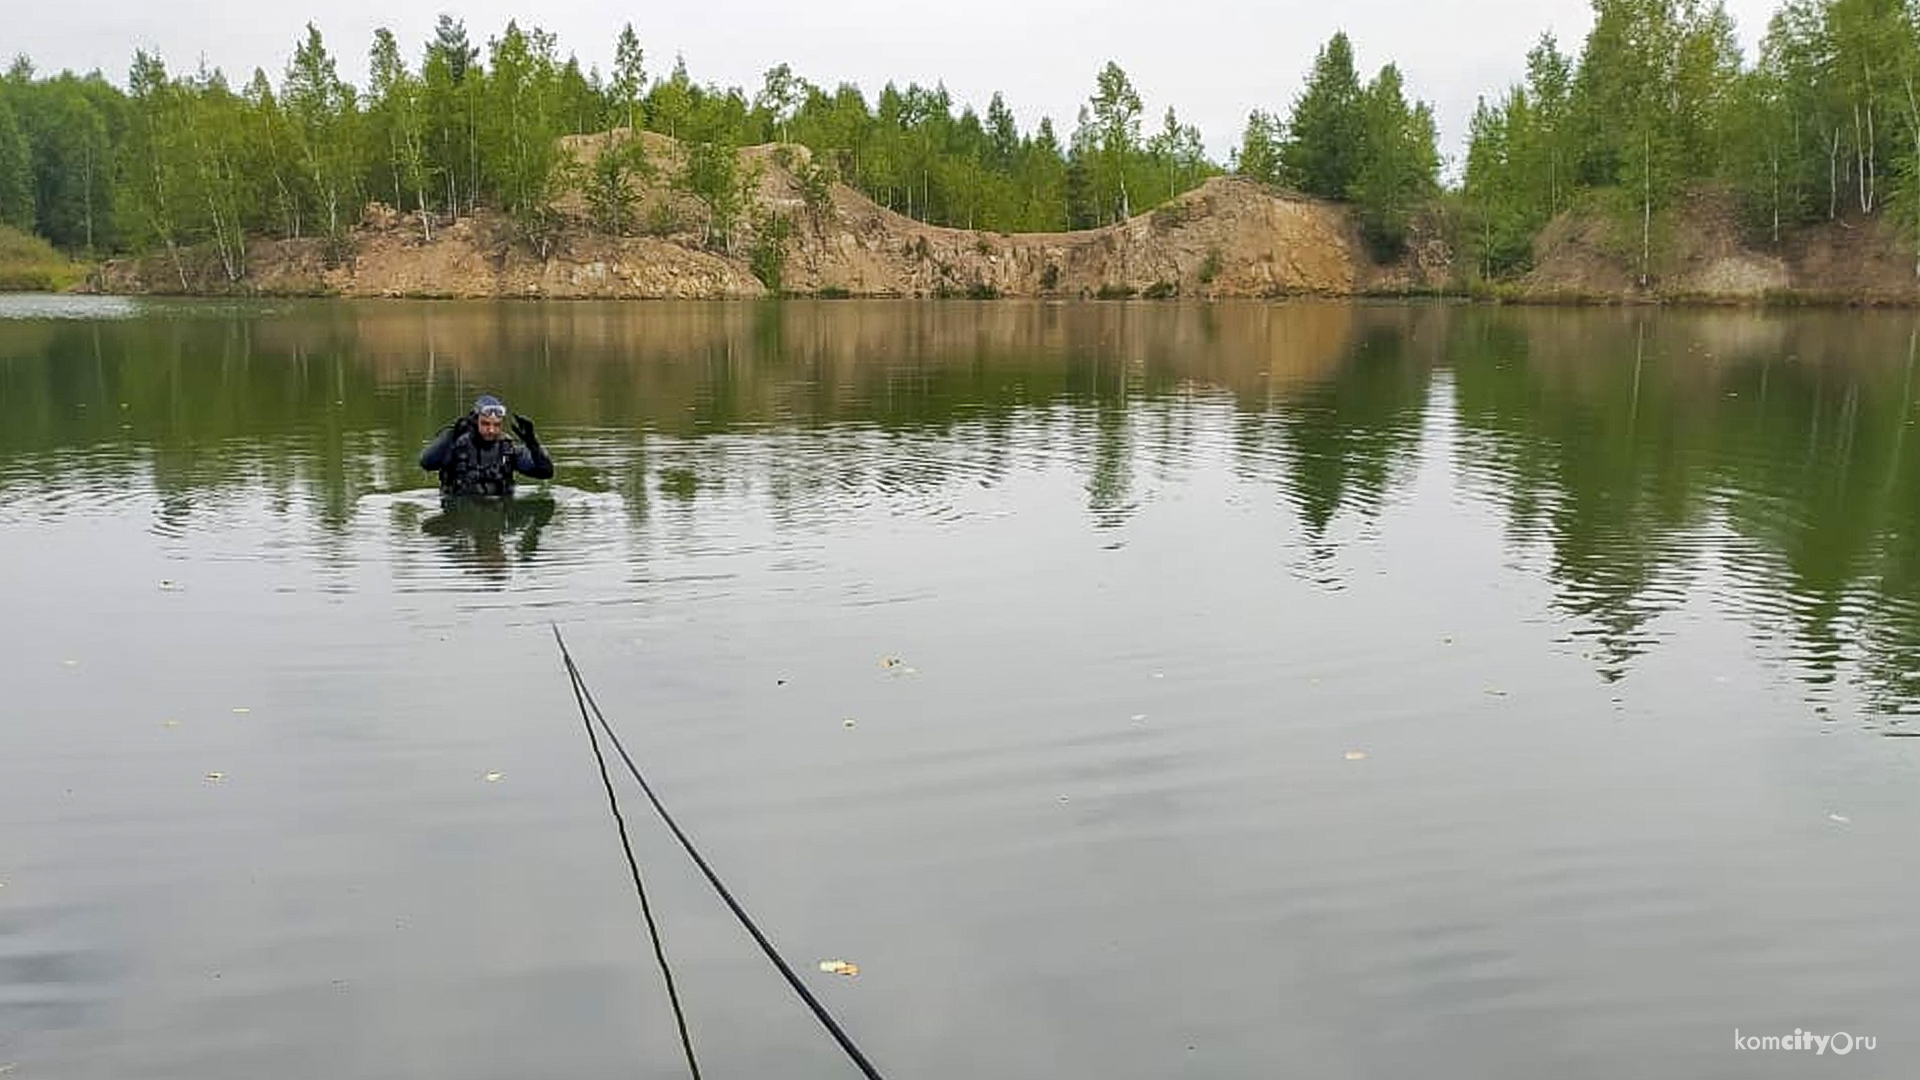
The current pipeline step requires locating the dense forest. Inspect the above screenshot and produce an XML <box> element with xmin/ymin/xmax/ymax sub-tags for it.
<box><xmin>1460</xmin><ymin>0</ymin><xmax>1920</xmax><ymax>280</ymax></box>
<box><xmin>1</xmin><ymin>0</ymin><xmax>1917</xmax><ymax>284</ymax></box>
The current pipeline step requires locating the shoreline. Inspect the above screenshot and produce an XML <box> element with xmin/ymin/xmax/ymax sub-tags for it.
<box><xmin>12</xmin><ymin>282</ymin><xmax>1918</xmax><ymax>309</ymax></box>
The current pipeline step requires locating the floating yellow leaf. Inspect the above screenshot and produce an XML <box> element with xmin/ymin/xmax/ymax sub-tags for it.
<box><xmin>817</xmin><ymin>960</ymin><xmax>859</xmax><ymax>976</ymax></box>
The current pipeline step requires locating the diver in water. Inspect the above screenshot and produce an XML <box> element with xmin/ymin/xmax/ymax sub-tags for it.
<box><xmin>419</xmin><ymin>394</ymin><xmax>554</xmax><ymax>499</ymax></box>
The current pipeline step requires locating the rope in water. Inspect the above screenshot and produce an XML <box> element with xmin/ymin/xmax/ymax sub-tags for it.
<box><xmin>559</xmin><ymin>626</ymin><xmax>704</xmax><ymax>1080</ymax></box>
<box><xmin>553</xmin><ymin>625</ymin><xmax>888</xmax><ymax>1080</ymax></box>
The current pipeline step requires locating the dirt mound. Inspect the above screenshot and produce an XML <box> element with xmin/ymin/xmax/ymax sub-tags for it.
<box><xmin>85</xmin><ymin>129</ymin><xmax>1920</xmax><ymax>305</ymax></box>
<box><xmin>1782</xmin><ymin>212</ymin><xmax>1919</xmax><ymax>301</ymax></box>
<box><xmin>1522</xmin><ymin>210</ymin><xmax>1638</xmax><ymax>298</ymax></box>
<box><xmin>93</xmin><ymin>132</ymin><xmax>1377</xmax><ymax>301</ymax></box>
<box><xmin>1521</xmin><ymin>188</ymin><xmax>1915</xmax><ymax>303</ymax></box>
<box><xmin>1658</xmin><ymin>187</ymin><xmax>1789</xmax><ymax>298</ymax></box>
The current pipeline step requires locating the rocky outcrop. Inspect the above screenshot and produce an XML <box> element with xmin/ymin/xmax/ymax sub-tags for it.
<box><xmin>93</xmin><ymin>131</ymin><xmax>1422</xmax><ymax>301</ymax></box>
<box><xmin>85</xmin><ymin>131</ymin><xmax>1919</xmax><ymax>305</ymax></box>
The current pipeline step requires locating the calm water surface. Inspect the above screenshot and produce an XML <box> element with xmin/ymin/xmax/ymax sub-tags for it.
<box><xmin>3</xmin><ymin>297</ymin><xmax>1918</xmax><ymax>1079</ymax></box>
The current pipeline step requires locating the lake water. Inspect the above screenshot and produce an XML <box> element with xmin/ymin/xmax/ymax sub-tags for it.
<box><xmin>3</xmin><ymin>296</ymin><xmax>1917</xmax><ymax>1079</ymax></box>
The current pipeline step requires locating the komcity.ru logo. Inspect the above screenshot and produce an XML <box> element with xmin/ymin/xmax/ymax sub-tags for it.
<box><xmin>1733</xmin><ymin>1029</ymin><xmax>1876</xmax><ymax>1055</ymax></box>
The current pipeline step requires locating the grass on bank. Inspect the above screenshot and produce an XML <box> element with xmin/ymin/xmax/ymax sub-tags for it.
<box><xmin>0</xmin><ymin>225</ymin><xmax>87</xmax><ymax>291</ymax></box>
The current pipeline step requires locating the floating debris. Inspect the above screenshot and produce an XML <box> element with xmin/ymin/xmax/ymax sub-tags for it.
<box><xmin>162</xmin><ymin>719</ymin><xmax>182</xmax><ymax>729</ymax></box>
<box><xmin>1057</xmin><ymin>794</ymin><xmax>1071</xmax><ymax>803</ymax></box>
<box><xmin>1484</xmin><ymin>688</ymin><xmax>1508</xmax><ymax>698</ymax></box>
<box><xmin>818</xmin><ymin>960</ymin><xmax>859</xmax><ymax>976</ymax></box>
<box><xmin>1130</xmin><ymin>714</ymin><xmax>1147</xmax><ymax>722</ymax></box>
<box><xmin>205</xmin><ymin>772</ymin><xmax>225</xmax><ymax>782</ymax></box>
<box><xmin>484</xmin><ymin>772</ymin><xmax>504</xmax><ymax>783</ymax></box>
<box><xmin>62</xmin><ymin>659</ymin><xmax>78</xmax><ymax>667</ymax></box>
<box><xmin>842</xmin><ymin>718</ymin><xmax>856</xmax><ymax>729</ymax></box>
<box><xmin>159</xmin><ymin>580</ymin><xmax>182</xmax><ymax>591</ymax></box>
<box><xmin>231</xmin><ymin>707</ymin><xmax>251</xmax><ymax>715</ymax></box>
<box><xmin>1345</xmin><ymin>750</ymin><xmax>1369</xmax><ymax>761</ymax></box>
<box><xmin>1829</xmin><ymin>813</ymin><xmax>1851</xmax><ymax>825</ymax></box>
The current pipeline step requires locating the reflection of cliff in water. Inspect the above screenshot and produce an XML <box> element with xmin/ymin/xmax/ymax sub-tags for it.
<box><xmin>5</xmin><ymin>300</ymin><xmax>1920</xmax><ymax>707</ymax></box>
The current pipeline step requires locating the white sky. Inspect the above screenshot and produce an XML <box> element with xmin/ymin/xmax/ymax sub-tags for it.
<box><xmin>10</xmin><ymin>0</ymin><xmax>1784</xmax><ymax>170</ymax></box>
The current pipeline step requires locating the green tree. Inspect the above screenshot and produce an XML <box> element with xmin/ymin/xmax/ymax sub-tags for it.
<box><xmin>986</xmin><ymin>92</ymin><xmax>1019</xmax><ymax>170</ymax></box>
<box><xmin>1020</xmin><ymin>117</ymin><xmax>1069</xmax><ymax>230</ymax></box>
<box><xmin>1088</xmin><ymin>61</ymin><xmax>1143</xmax><ymax>221</ymax></box>
<box><xmin>367</xmin><ymin>28</ymin><xmax>434</xmax><ymax>237</ymax></box>
<box><xmin>1462</xmin><ymin>95</ymin><xmax>1536</xmax><ymax>275</ymax></box>
<box><xmin>242</xmin><ymin>68</ymin><xmax>304</xmax><ymax>238</ymax></box>
<box><xmin>282</xmin><ymin>23</ymin><xmax>360</xmax><ymax>236</ymax></box>
<box><xmin>423</xmin><ymin>15</ymin><xmax>480</xmax><ymax>217</ymax></box>
<box><xmin>610</xmin><ymin>23</ymin><xmax>645</xmax><ymax>132</ymax></box>
<box><xmin>649</xmin><ymin>55</ymin><xmax>693</xmax><ymax>140</ymax></box>
<box><xmin>1236</xmin><ymin>109</ymin><xmax>1284</xmax><ymax>184</ymax></box>
<box><xmin>122</xmin><ymin>50</ymin><xmax>190</xmax><ymax>282</ymax></box>
<box><xmin>584</xmin><ymin>136</ymin><xmax>651</xmax><ymax>235</ymax></box>
<box><xmin>0</xmin><ymin>89</ymin><xmax>37</xmax><ymax>230</ymax></box>
<box><xmin>1349</xmin><ymin>64</ymin><xmax>1439</xmax><ymax>257</ymax></box>
<box><xmin>1570</xmin><ymin>0</ymin><xmax>1715</xmax><ymax>284</ymax></box>
<box><xmin>1283</xmin><ymin>32</ymin><xmax>1365</xmax><ymax>198</ymax></box>
<box><xmin>480</xmin><ymin>21</ymin><xmax>568</xmax><ymax>251</ymax></box>
<box><xmin>179</xmin><ymin>64</ymin><xmax>250</xmax><ymax>282</ymax></box>
<box><xmin>754</xmin><ymin>62</ymin><xmax>803</xmax><ymax>143</ymax></box>
<box><xmin>1523</xmin><ymin>34</ymin><xmax>1575</xmax><ymax>220</ymax></box>
<box><xmin>678</xmin><ymin>136</ymin><xmax>741</xmax><ymax>250</ymax></box>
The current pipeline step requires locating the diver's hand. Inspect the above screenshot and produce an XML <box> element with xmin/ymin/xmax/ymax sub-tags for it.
<box><xmin>511</xmin><ymin>414</ymin><xmax>538</xmax><ymax>443</ymax></box>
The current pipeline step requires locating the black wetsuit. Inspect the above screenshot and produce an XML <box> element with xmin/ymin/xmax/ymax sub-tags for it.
<box><xmin>419</xmin><ymin>424</ymin><xmax>554</xmax><ymax>498</ymax></box>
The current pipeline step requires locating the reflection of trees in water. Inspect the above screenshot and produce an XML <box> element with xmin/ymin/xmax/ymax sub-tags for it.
<box><xmin>1448</xmin><ymin>309</ymin><xmax>1920</xmax><ymax>705</ymax></box>
<box><xmin>1451</xmin><ymin>313</ymin><xmax>1712</xmax><ymax>679</ymax></box>
<box><xmin>9</xmin><ymin>300</ymin><xmax>1920</xmax><ymax>706</ymax></box>
<box><xmin>1226</xmin><ymin>308</ymin><xmax>1438</xmax><ymax>569</ymax></box>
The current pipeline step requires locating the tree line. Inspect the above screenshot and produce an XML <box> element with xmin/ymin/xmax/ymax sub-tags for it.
<box><xmin>0</xmin><ymin>17</ymin><xmax>1235</xmax><ymax>278</ymax></box>
<box><xmin>1460</xmin><ymin>0</ymin><xmax>1920</xmax><ymax>281</ymax></box>
<box><xmin>3</xmin><ymin>0</ymin><xmax>1914</xmax><ymax>282</ymax></box>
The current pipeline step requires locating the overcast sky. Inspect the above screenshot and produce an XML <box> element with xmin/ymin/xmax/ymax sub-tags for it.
<box><xmin>11</xmin><ymin>0</ymin><xmax>1783</xmax><ymax>169</ymax></box>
